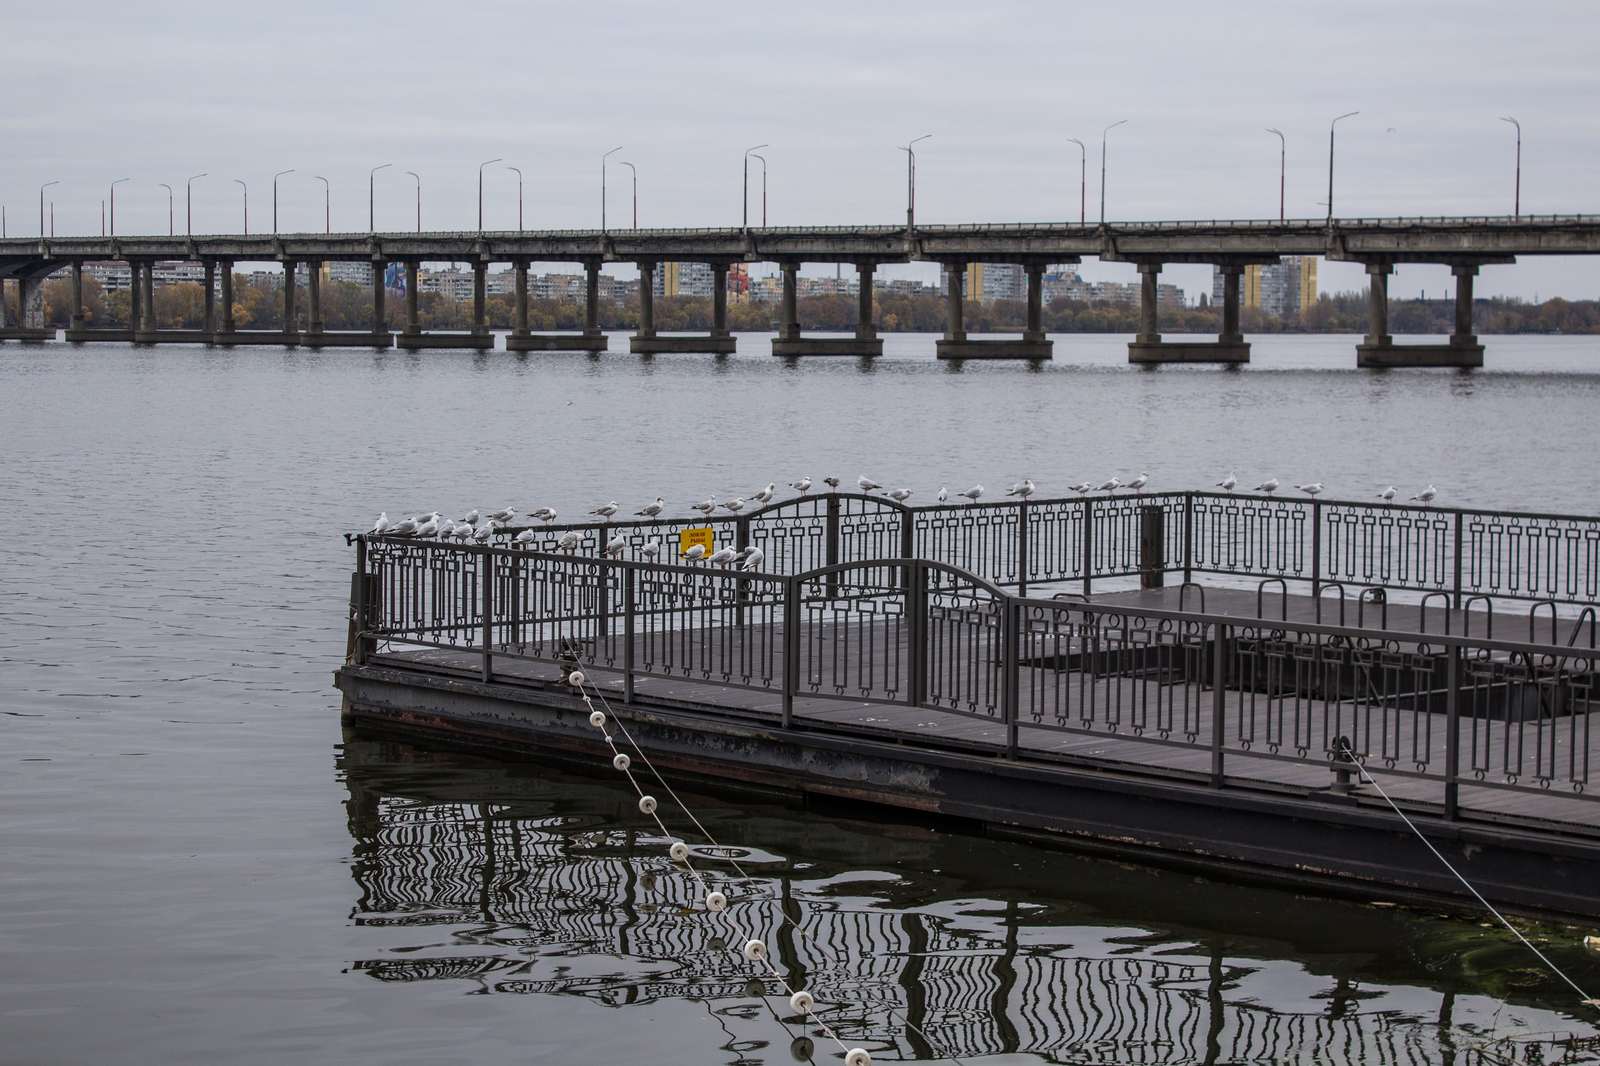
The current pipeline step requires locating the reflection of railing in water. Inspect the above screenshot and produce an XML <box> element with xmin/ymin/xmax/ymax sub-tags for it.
<box><xmin>346</xmin><ymin>794</ymin><xmax>1598</xmax><ymax>1064</ymax></box>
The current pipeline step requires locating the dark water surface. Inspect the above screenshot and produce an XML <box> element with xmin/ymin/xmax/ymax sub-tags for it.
<box><xmin>4</xmin><ymin>333</ymin><xmax>1600</xmax><ymax>1064</ymax></box>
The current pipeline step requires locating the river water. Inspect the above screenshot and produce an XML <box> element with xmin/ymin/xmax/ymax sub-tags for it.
<box><xmin>4</xmin><ymin>332</ymin><xmax>1599</xmax><ymax>1064</ymax></box>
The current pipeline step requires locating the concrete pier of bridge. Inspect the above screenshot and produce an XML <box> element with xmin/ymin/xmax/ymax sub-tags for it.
<box><xmin>935</xmin><ymin>260</ymin><xmax>1054</xmax><ymax>360</ymax></box>
<box><xmin>1126</xmin><ymin>258</ymin><xmax>1255</xmax><ymax>364</ymax></box>
<box><xmin>505</xmin><ymin>259</ymin><xmax>607</xmax><ymax>352</ymax></box>
<box><xmin>771</xmin><ymin>260</ymin><xmax>884</xmax><ymax>356</ymax></box>
<box><xmin>630</xmin><ymin>259</ymin><xmax>737</xmax><ymax>354</ymax></box>
<box><xmin>0</xmin><ymin>272</ymin><xmax>55</xmax><ymax>341</ymax></box>
<box><xmin>1354</xmin><ymin>258</ymin><xmax>1497</xmax><ymax>369</ymax></box>
<box><xmin>395</xmin><ymin>259</ymin><xmax>486</xmax><ymax>350</ymax></box>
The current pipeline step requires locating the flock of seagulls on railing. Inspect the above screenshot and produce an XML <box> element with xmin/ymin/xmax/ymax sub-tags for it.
<box><xmin>365</xmin><ymin>473</ymin><xmax>1443</xmax><ymax>564</ymax></box>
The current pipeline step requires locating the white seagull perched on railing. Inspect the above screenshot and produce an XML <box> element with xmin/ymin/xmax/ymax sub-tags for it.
<box><xmin>937</xmin><ymin>486</ymin><xmax>949</xmax><ymax>502</ymax></box>
<box><xmin>1068</xmin><ymin>482</ymin><xmax>1093</xmax><ymax>495</ymax></box>
<box><xmin>722</xmin><ymin>498</ymin><xmax>746</xmax><ymax>513</ymax></box>
<box><xmin>473</xmin><ymin>525</ymin><xmax>493</xmax><ymax>543</ymax></box>
<box><xmin>707</xmin><ymin>546</ymin><xmax>738</xmax><ymax>565</ymax></box>
<box><xmin>635</xmin><ymin>497</ymin><xmax>665</xmax><ymax>518</ymax></box>
<box><xmin>691</xmin><ymin>497</ymin><xmax>716</xmax><ymax>516</ymax></box>
<box><xmin>741</xmin><ymin>547</ymin><xmax>765</xmax><ymax>571</ymax></box>
<box><xmin>857</xmin><ymin>474</ymin><xmax>882</xmax><ymax>493</ymax></box>
<box><xmin>558</xmin><ymin>530</ymin><xmax>582</xmax><ymax>552</ymax></box>
<box><xmin>1126</xmin><ymin>472</ymin><xmax>1150</xmax><ymax>494</ymax></box>
<box><xmin>527</xmin><ymin>506</ymin><xmax>557</xmax><ymax>522</ymax></box>
<box><xmin>463</xmin><ymin>509</ymin><xmax>480</xmax><ymax>525</ymax></box>
<box><xmin>1005</xmin><ymin>478</ymin><xmax>1036</xmax><ymax>499</ymax></box>
<box><xmin>514</xmin><ymin>529</ymin><xmax>536</xmax><ymax>545</ymax></box>
<box><xmin>681</xmin><ymin>543</ymin><xmax>706</xmax><ymax>562</ymax></box>
<box><xmin>371</xmin><ymin>512</ymin><xmax>389</xmax><ymax>534</ymax></box>
<box><xmin>1216</xmin><ymin>471</ymin><xmax>1238</xmax><ymax>492</ymax></box>
<box><xmin>641</xmin><ymin>540</ymin><xmax>661</xmax><ymax>559</ymax></box>
<box><xmin>887</xmin><ymin>488</ymin><xmax>913</xmax><ymax>502</ymax></box>
<box><xmin>958</xmin><ymin>484</ymin><xmax>984</xmax><ymax>502</ymax></box>
<box><xmin>1096</xmin><ymin>477</ymin><xmax>1121</xmax><ymax>494</ymax></box>
<box><xmin>1254</xmin><ymin>477</ymin><xmax>1280</xmax><ymax>495</ymax></box>
<box><xmin>604</xmin><ymin>535</ymin><xmax>627</xmax><ymax>558</ymax></box>
<box><xmin>417</xmin><ymin>517</ymin><xmax>440</xmax><ymax>537</ymax></box>
<box><xmin>1376</xmin><ymin>485</ymin><xmax>1397</xmax><ymax>502</ymax></box>
<box><xmin>487</xmin><ymin>508</ymin><xmax>516</xmax><ymax>524</ymax></box>
<box><xmin>1295</xmin><ymin>482</ymin><xmax>1325</xmax><ymax>497</ymax></box>
<box><xmin>1411</xmin><ymin>484</ymin><xmax>1438</xmax><ymax>505</ymax></box>
<box><xmin>387</xmin><ymin>518</ymin><xmax>418</xmax><ymax>536</ymax></box>
<box><xmin>589</xmin><ymin>501</ymin><xmax>619</xmax><ymax>519</ymax></box>
<box><xmin>789</xmin><ymin>477</ymin><xmax>812</xmax><ymax>495</ymax></box>
<box><xmin>823</xmin><ymin>476</ymin><xmax>840</xmax><ymax>490</ymax></box>
<box><xmin>751</xmin><ymin>483</ymin><xmax>776</xmax><ymax>504</ymax></box>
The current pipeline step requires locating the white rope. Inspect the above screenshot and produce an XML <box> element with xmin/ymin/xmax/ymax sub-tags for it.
<box><xmin>579</xmin><ymin>665</ymin><xmax>969</xmax><ymax>1065</ymax></box>
<box><xmin>573</xmin><ymin>678</ymin><xmax>871</xmax><ymax>1065</ymax></box>
<box><xmin>1340</xmin><ymin>742</ymin><xmax>1597</xmax><ymax>1010</ymax></box>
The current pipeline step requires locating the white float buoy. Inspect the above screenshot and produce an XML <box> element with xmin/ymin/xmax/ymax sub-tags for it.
<box><xmin>567</xmin><ymin>670</ymin><xmax>586</xmax><ymax>687</ymax></box>
<box><xmin>742</xmin><ymin>938</ymin><xmax>767</xmax><ymax>962</ymax></box>
<box><xmin>705</xmin><ymin>890</ymin><xmax>727</xmax><ymax>912</ymax></box>
<box><xmin>638</xmin><ymin>795</ymin><xmax>657</xmax><ymax>815</ymax></box>
<box><xmin>789</xmin><ymin>990</ymin><xmax>814</xmax><ymax>1014</ymax></box>
<box><xmin>845</xmin><ymin>1050</ymin><xmax>872</xmax><ymax>1066</ymax></box>
<box><xmin>588</xmin><ymin>709</ymin><xmax>606</xmax><ymax>729</ymax></box>
<box><xmin>612</xmin><ymin>752</ymin><xmax>631</xmax><ymax>771</ymax></box>
<box><xmin>669</xmin><ymin>841</ymin><xmax>689</xmax><ymax>862</ymax></box>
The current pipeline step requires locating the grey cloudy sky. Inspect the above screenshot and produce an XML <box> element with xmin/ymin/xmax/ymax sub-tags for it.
<box><xmin>7</xmin><ymin>0</ymin><xmax>1598</xmax><ymax>300</ymax></box>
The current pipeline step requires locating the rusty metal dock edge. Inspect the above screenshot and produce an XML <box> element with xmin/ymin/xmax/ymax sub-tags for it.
<box><xmin>334</xmin><ymin>661</ymin><xmax>1600</xmax><ymax>922</ymax></box>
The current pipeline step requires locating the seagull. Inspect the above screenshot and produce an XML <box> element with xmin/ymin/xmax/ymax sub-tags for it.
<box><xmin>741</xmin><ymin>547</ymin><xmax>765</xmax><ymax>571</ymax></box>
<box><xmin>722</xmin><ymin>498</ymin><xmax>745</xmax><ymax>513</ymax></box>
<box><xmin>589</xmin><ymin>501</ymin><xmax>619</xmax><ymax>518</ymax></box>
<box><xmin>751</xmin><ymin>483</ymin><xmax>776</xmax><ymax>504</ymax></box>
<box><xmin>691</xmin><ymin>497</ymin><xmax>716</xmax><ymax>516</ymax></box>
<box><xmin>1068</xmin><ymin>482</ymin><xmax>1093</xmax><ymax>495</ymax></box>
<box><xmin>1126</xmin><ymin>472</ymin><xmax>1150</xmax><ymax>494</ymax></box>
<box><xmin>681</xmin><ymin>543</ymin><xmax>706</xmax><ymax>561</ymax></box>
<box><xmin>463</xmin><ymin>509</ymin><xmax>480</xmax><ymax>525</ymax></box>
<box><xmin>1411</xmin><ymin>484</ymin><xmax>1438</xmax><ymax>505</ymax></box>
<box><xmin>1005</xmin><ymin>478</ymin><xmax>1036</xmax><ymax>499</ymax></box>
<box><xmin>527</xmin><ymin>507</ymin><xmax>557</xmax><ymax>522</ymax></box>
<box><xmin>887</xmin><ymin>488</ymin><xmax>913</xmax><ymax>502</ymax></box>
<box><xmin>388</xmin><ymin>518</ymin><xmax>418</xmax><ymax>536</ymax></box>
<box><xmin>417</xmin><ymin>518</ymin><xmax>439</xmax><ymax>538</ymax></box>
<box><xmin>371</xmin><ymin>512</ymin><xmax>389</xmax><ymax>534</ymax></box>
<box><xmin>789</xmin><ymin>477</ymin><xmax>812</xmax><ymax>495</ymax></box>
<box><xmin>958</xmin><ymin>484</ymin><xmax>983</xmax><ymax>502</ymax></box>
<box><xmin>1376</xmin><ymin>486</ymin><xmax>1397</xmax><ymax>502</ymax></box>
<box><xmin>857</xmin><ymin>475</ymin><xmax>882</xmax><ymax>493</ymax></box>
<box><xmin>487</xmin><ymin>508</ymin><xmax>516</xmax><ymax>524</ymax></box>
<box><xmin>604</xmin><ymin>535</ymin><xmax>626</xmax><ymax>558</ymax></box>
<box><xmin>438</xmin><ymin>518</ymin><xmax>456</xmax><ymax>537</ymax></box>
<box><xmin>513</xmin><ymin>529</ymin><xmax>536</xmax><ymax>545</ymax></box>
<box><xmin>937</xmin><ymin>486</ymin><xmax>949</xmax><ymax>503</ymax></box>
<box><xmin>1295</xmin><ymin>482</ymin><xmax>1325</xmax><ymax>497</ymax></box>
<box><xmin>1096</xmin><ymin>477</ymin><xmax>1121</xmax><ymax>494</ymax></box>
<box><xmin>823</xmin><ymin>476</ymin><xmax>841</xmax><ymax>490</ymax></box>
<box><xmin>558</xmin><ymin>530</ymin><xmax>582</xmax><ymax>552</ymax></box>
<box><xmin>635</xmin><ymin>497</ymin><xmax>665</xmax><ymax>518</ymax></box>
<box><xmin>707</xmin><ymin>546</ymin><xmax>738</xmax><ymax>565</ymax></box>
<box><xmin>641</xmin><ymin>541</ymin><xmax>662</xmax><ymax>559</ymax></box>
<box><xmin>1254</xmin><ymin>477</ymin><xmax>1280</xmax><ymax>495</ymax></box>
<box><xmin>472</xmin><ymin>525</ymin><xmax>492</xmax><ymax>543</ymax></box>
<box><xmin>1216</xmin><ymin>471</ymin><xmax>1237</xmax><ymax>493</ymax></box>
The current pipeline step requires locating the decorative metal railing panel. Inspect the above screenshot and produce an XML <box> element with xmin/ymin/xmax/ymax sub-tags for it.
<box><xmin>1188</xmin><ymin>494</ymin><xmax>1311</xmax><ymax>582</ymax></box>
<box><xmin>797</xmin><ymin>562</ymin><xmax>907</xmax><ymax>704</ymax></box>
<box><xmin>1463</xmin><ymin>509</ymin><xmax>1600</xmax><ymax>604</ymax></box>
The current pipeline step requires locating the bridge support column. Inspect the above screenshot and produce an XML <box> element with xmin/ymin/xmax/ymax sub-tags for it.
<box><xmin>630</xmin><ymin>259</ymin><xmax>735</xmax><ymax>353</ymax></box>
<box><xmin>21</xmin><ymin>274</ymin><xmax>47</xmax><ymax>336</ymax></box>
<box><xmin>405</xmin><ymin>261</ymin><xmax>419</xmax><ymax>335</ymax></box>
<box><xmin>306</xmin><ymin>261</ymin><xmax>323</xmax><ymax>336</ymax></box>
<box><xmin>472</xmin><ymin>261</ymin><xmax>488</xmax><ymax>337</ymax></box>
<box><xmin>1128</xmin><ymin>260</ymin><xmax>1248</xmax><ymax>364</ymax></box>
<box><xmin>372</xmin><ymin>260</ymin><xmax>387</xmax><ymax>335</ymax></box>
<box><xmin>1452</xmin><ymin>264</ymin><xmax>1480</xmax><ymax>349</ymax></box>
<box><xmin>202</xmin><ymin>260</ymin><xmax>216</xmax><ymax>339</ymax></box>
<box><xmin>1024</xmin><ymin>264</ymin><xmax>1044</xmax><ymax>342</ymax></box>
<box><xmin>584</xmin><ymin>260</ymin><xmax>601</xmax><ymax>339</ymax></box>
<box><xmin>780</xmin><ymin>263</ymin><xmax>799</xmax><ymax>340</ymax></box>
<box><xmin>139</xmin><ymin>261</ymin><xmax>157</xmax><ymax>342</ymax></box>
<box><xmin>281</xmin><ymin>260</ymin><xmax>299</xmax><ymax>344</ymax></box>
<box><xmin>944</xmin><ymin>266</ymin><xmax>965</xmax><ymax>342</ymax></box>
<box><xmin>513</xmin><ymin>261</ymin><xmax>528</xmax><ymax>338</ymax></box>
<box><xmin>0</xmin><ymin>277</ymin><xmax>9</xmax><ymax>330</ymax></box>
<box><xmin>638</xmin><ymin>260</ymin><xmax>655</xmax><ymax>338</ymax></box>
<box><xmin>711</xmin><ymin>263</ymin><xmax>729</xmax><ymax>338</ymax></box>
<box><xmin>219</xmin><ymin>260</ymin><xmax>235</xmax><ymax>338</ymax></box>
<box><xmin>397</xmin><ymin>259</ymin><xmax>477</xmax><ymax>349</ymax></box>
<box><xmin>936</xmin><ymin>262</ymin><xmax>1052</xmax><ymax>359</ymax></box>
<box><xmin>772</xmin><ymin>259</ymin><xmax>885</xmax><ymax>356</ymax></box>
<box><xmin>507</xmin><ymin>259</ymin><xmax>606</xmax><ymax>351</ymax></box>
<box><xmin>65</xmin><ymin>261</ymin><xmax>85</xmax><ymax>340</ymax></box>
<box><xmin>858</xmin><ymin>262</ymin><xmax>876</xmax><ymax>342</ymax></box>
<box><xmin>1356</xmin><ymin>260</ymin><xmax>1484</xmax><ymax>368</ymax></box>
<box><xmin>125</xmin><ymin>261</ymin><xmax>142</xmax><ymax>338</ymax></box>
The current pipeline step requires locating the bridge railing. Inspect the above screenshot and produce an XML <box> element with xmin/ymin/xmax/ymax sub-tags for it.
<box><xmin>352</xmin><ymin>533</ymin><xmax>1599</xmax><ymax>831</ymax></box>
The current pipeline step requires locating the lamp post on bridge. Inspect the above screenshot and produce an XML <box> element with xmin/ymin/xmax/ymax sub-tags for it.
<box><xmin>742</xmin><ymin>143</ymin><xmax>768</xmax><ymax>229</ymax></box>
<box><xmin>369</xmin><ymin>163</ymin><xmax>391</xmax><ymax>234</ymax></box>
<box><xmin>503</xmin><ymin>165</ymin><xmax>523</xmax><ymax>233</ymax></box>
<box><xmin>601</xmin><ymin>146</ymin><xmax>622</xmax><ymax>233</ymax></box>
<box><xmin>1265</xmin><ymin>128</ymin><xmax>1286</xmax><ymax>221</ymax></box>
<box><xmin>232</xmin><ymin>178</ymin><xmax>248</xmax><ymax>235</ymax></box>
<box><xmin>186</xmin><ymin>173</ymin><xmax>206</xmax><ymax>236</ymax></box>
<box><xmin>313</xmin><ymin>176</ymin><xmax>330</xmax><ymax>234</ymax></box>
<box><xmin>109</xmin><ymin>177</ymin><xmax>130</xmax><ymax>237</ymax></box>
<box><xmin>900</xmin><ymin>133</ymin><xmax>931</xmax><ymax>232</ymax></box>
<box><xmin>1326</xmin><ymin>111</ymin><xmax>1359</xmax><ymax>222</ymax></box>
<box><xmin>750</xmin><ymin>153</ymin><xmax>767</xmax><ymax>226</ymax></box>
<box><xmin>158</xmin><ymin>183</ymin><xmax>174</xmax><ymax>236</ymax></box>
<box><xmin>1068</xmin><ymin>137</ymin><xmax>1086</xmax><ymax>224</ymax></box>
<box><xmin>1500</xmin><ymin>115</ymin><xmax>1521</xmax><ymax>218</ymax></box>
<box><xmin>272</xmin><ymin>169</ymin><xmax>294</xmax><ymax>235</ymax></box>
<box><xmin>39</xmin><ymin>181</ymin><xmax>59</xmax><ymax>238</ymax></box>
<box><xmin>404</xmin><ymin>171</ymin><xmax>420</xmax><ymax>232</ymax></box>
<box><xmin>1098</xmin><ymin>120</ymin><xmax>1127</xmax><ymax>225</ymax></box>
<box><xmin>618</xmin><ymin>161</ymin><xmax>637</xmax><ymax>229</ymax></box>
<box><xmin>476</xmin><ymin>157</ymin><xmax>503</xmax><ymax>233</ymax></box>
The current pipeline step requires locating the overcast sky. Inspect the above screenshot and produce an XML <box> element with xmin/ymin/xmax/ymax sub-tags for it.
<box><xmin>7</xmin><ymin>0</ymin><xmax>1598</xmax><ymax>300</ymax></box>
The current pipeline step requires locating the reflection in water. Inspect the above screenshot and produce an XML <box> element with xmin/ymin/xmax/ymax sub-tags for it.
<box><xmin>339</xmin><ymin>733</ymin><xmax>1597</xmax><ymax>1065</ymax></box>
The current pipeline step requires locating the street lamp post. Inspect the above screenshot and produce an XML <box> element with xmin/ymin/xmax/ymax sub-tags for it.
<box><xmin>750</xmin><ymin>153</ymin><xmax>767</xmax><ymax>226</ymax></box>
<box><xmin>1266</xmin><ymin>128</ymin><xmax>1286</xmax><ymax>221</ymax></box>
<box><xmin>619</xmin><ymin>161</ymin><xmax>637</xmax><ymax>229</ymax></box>
<box><xmin>110</xmin><ymin>177</ymin><xmax>130</xmax><ymax>236</ymax></box>
<box><xmin>233</xmin><ymin>178</ymin><xmax>248</xmax><ymax>235</ymax></box>
<box><xmin>369</xmin><ymin>163</ymin><xmax>391</xmax><ymax>233</ymax></box>
<box><xmin>313</xmin><ymin>176</ymin><xmax>330</xmax><ymax>234</ymax></box>
<box><xmin>477</xmin><ymin>157</ymin><xmax>503</xmax><ymax>232</ymax></box>
<box><xmin>1067</xmin><ymin>138</ymin><xmax>1086</xmax><ymax>224</ymax></box>
<box><xmin>504</xmin><ymin>165</ymin><xmax>523</xmax><ymax>232</ymax></box>
<box><xmin>1099</xmin><ymin>120</ymin><xmax>1127</xmax><ymax>224</ymax></box>
<box><xmin>1500</xmin><ymin>116</ymin><xmax>1521</xmax><ymax>217</ymax></box>
<box><xmin>158</xmin><ymin>183</ymin><xmax>174</xmax><ymax>235</ymax></box>
<box><xmin>272</xmin><ymin>169</ymin><xmax>294</xmax><ymax>234</ymax></box>
<box><xmin>186</xmin><ymin>173</ymin><xmax>206</xmax><ymax>236</ymax></box>
<box><xmin>404</xmin><ymin>171</ymin><xmax>420</xmax><ymax>232</ymax></box>
<box><xmin>900</xmin><ymin>133</ymin><xmax>932</xmax><ymax>231</ymax></box>
<box><xmin>1326</xmin><ymin>111</ymin><xmax>1359</xmax><ymax>221</ymax></box>
<box><xmin>742</xmin><ymin>144</ymin><xmax>768</xmax><ymax>229</ymax></box>
<box><xmin>40</xmin><ymin>180</ymin><xmax>60</xmax><ymax>238</ymax></box>
<box><xmin>601</xmin><ymin>146</ymin><xmax>622</xmax><ymax>232</ymax></box>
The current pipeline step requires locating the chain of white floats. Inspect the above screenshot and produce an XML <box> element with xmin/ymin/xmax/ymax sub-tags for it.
<box><xmin>568</xmin><ymin>668</ymin><xmax>876</xmax><ymax>1066</ymax></box>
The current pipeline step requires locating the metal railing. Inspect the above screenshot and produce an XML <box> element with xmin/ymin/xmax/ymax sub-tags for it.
<box><xmin>351</xmin><ymin>529</ymin><xmax>1599</xmax><ymax>828</ymax></box>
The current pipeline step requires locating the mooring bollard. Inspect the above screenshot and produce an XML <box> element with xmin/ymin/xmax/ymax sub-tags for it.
<box><xmin>1331</xmin><ymin>735</ymin><xmax>1357</xmax><ymax>794</ymax></box>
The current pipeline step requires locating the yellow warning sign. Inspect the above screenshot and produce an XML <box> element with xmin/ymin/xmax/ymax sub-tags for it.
<box><xmin>678</xmin><ymin>527</ymin><xmax>715</xmax><ymax>557</ymax></box>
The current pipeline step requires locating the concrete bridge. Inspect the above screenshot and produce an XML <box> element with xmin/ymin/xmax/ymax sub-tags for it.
<box><xmin>3</xmin><ymin>214</ymin><xmax>1597</xmax><ymax>365</ymax></box>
